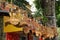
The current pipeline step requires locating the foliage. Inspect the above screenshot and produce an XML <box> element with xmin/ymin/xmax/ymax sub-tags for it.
<box><xmin>56</xmin><ymin>1</ymin><xmax>60</xmax><ymax>27</ymax></box>
<box><xmin>13</xmin><ymin>0</ymin><xmax>29</xmax><ymax>6</ymax></box>
<box><xmin>56</xmin><ymin>1</ymin><xmax>60</xmax><ymax>16</ymax></box>
<box><xmin>6</xmin><ymin>0</ymin><xmax>29</xmax><ymax>10</ymax></box>
<box><xmin>34</xmin><ymin>0</ymin><xmax>41</xmax><ymax>10</ymax></box>
<box><xmin>33</xmin><ymin>0</ymin><xmax>48</xmax><ymax>24</ymax></box>
<box><xmin>33</xmin><ymin>0</ymin><xmax>42</xmax><ymax>18</ymax></box>
<box><xmin>57</xmin><ymin>14</ymin><xmax>60</xmax><ymax>27</ymax></box>
<box><xmin>33</xmin><ymin>8</ymin><xmax>43</xmax><ymax>17</ymax></box>
<box><xmin>42</xmin><ymin>16</ymin><xmax>48</xmax><ymax>24</ymax></box>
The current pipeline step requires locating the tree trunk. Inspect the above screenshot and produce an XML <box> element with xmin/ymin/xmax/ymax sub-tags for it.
<box><xmin>41</xmin><ymin>0</ymin><xmax>56</xmax><ymax>27</ymax></box>
<box><xmin>41</xmin><ymin>0</ymin><xmax>57</xmax><ymax>40</ymax></box>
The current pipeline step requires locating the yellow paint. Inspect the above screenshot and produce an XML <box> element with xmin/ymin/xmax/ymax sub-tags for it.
<box><xmin>3</xmin><ymin>13</ymin><xmax>24</xmax><ymax>33</ymax></box>
<box><xmin>4</xmin><ymin>24</ymin><xmax>23</xmax><ymax>33</ymax></box>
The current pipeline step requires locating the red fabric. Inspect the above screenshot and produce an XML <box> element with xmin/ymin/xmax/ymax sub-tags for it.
<box><xmin>28</xmin><ymin>33</ymin><xmax>33</xmax><ymax>40</ymax></box>
<box><xmin>39</xmin><ymin>37</ymin><xmax>43</xmax><ymax>40</ymax></box>
<box><xmin>6</xmin><ymin>32</ymin><xmax>20</xmax><ymax>40</ymax></box>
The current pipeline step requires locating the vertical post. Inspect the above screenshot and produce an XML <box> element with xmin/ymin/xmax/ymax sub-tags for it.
<box><xmin>0</xmin><ymin>16</ymin><xmax>4</xmax><ymax>40</ymax></box>
<box><xmin>42</xmin><ymin>0</ymin><xmax>56</xmax><ymax>27</ymax></box>
<box><xmin>51</xmin><ymin>0</ymin><xmax>56</xmax><ymax>27</ymax></box>
<box><xmin>41</xmin><ymin>0</ymin><xmax>57</xmax><ymax>40</ymax></box>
